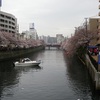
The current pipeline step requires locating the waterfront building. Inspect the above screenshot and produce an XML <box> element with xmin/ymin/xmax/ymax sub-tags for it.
<box><xmin>0</xmin><ymin>11</ymin><xmax>17</xmax><ymax>34</ymax></box>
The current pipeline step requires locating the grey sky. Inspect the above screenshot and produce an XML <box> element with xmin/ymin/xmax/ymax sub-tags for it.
<box><xmin>1</xmin><ymin>0</ymin><xmax>99</xmax><ymax>37</ymax></box>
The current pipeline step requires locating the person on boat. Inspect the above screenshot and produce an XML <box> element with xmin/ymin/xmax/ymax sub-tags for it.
<box><xmin>19</xmin><ymin>58</ymin><xmax>23</xmax><ymax>63</ymax></box>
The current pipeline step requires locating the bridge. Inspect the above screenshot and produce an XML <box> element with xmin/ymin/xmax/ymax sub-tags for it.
<box><xmin>45</xmin><ymin>43</ymin><xmax>61</xmax><ymax>49</ymax></box>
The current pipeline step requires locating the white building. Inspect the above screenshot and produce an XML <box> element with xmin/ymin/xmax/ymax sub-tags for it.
<box><xmin>56</xmin><ymin>34</ymin><xmax>64</xmax><ymax>44</ymax></box>
<box><xmin>21</xmin><ymin>30</ymin><xmax>31</xmax><ymax>40</ymax></box>
<box><xmin>29</xmin><ymin>23</ymin><xmax>38</xmax><ymax>40</ymax></box>
<box><xmin>0</xmin><ymin>11</ymin><xmax>17</xmax><ymax>33</ymax></box>
<box><xmin>21</xmin><ymin>23</ymin><xmax>38</xmax><ymax>40</ymax></box>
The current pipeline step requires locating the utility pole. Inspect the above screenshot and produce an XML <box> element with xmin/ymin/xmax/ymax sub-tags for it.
<box><xmin>85</xmin><ymin>18</ymin><xmax>88</xmax><ymax>35</ymax></box>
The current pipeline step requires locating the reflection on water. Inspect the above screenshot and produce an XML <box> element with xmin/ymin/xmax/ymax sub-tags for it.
<box><xmin>0</xmin><ymin>61</ymin><xmax>14</xmax><ymax>72</ymax></box>
<box><xmin>64</xmin><ymin>54</ymin><xmax>100</xmax><ymax>100</ymax></box>
<box><xmin>0</xmin><ymin>50</ymin><xmax>100</xmax><ymax>100</ymax></box>
<box><xmin>0</xmin><ymin>59</ymin><xmax>43</xmax><ymax>99</ymax></box>
<box><xmin>14</xmin><ymin>65</ymin><xmax>42</xmax><ymax>72</ymax></box>
<box><xmin>0</xmin><ymin>61</ymin><xmax>18</xmax><ymax>99</ymax></box>
<box><xmin>64</xmin><ymin>55</ymin><xmax>92</xmax><ymax>100</ymax></box>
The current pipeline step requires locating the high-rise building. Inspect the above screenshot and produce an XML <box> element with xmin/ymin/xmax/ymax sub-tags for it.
<box><xmin>29</xmin><ymin>23</ymin><xmax>38</xmax><ymax>40</ymax></box>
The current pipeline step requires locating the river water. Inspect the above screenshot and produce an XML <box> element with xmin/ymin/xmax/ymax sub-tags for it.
<box><xmin>0</xmin><ymin>50</ymin><xmax>100</xmax><ymax>100</ymax></box>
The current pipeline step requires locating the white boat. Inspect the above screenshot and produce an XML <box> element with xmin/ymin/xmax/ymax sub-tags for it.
<box><xmin>14</xmin><ymin>58</ymin><xmax>41</xmax><ymax>67</ymax></box>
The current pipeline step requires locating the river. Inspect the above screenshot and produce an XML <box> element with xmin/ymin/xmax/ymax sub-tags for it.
<box><xmin>0</xmin><ymin>49</ymin><xmax>100</xmax><ymax>100</ymax></box>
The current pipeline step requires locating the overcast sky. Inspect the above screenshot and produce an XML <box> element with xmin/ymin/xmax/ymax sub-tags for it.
<box><xmin>1</xmin><ymin>0</ymin><xmax>99</xmax><ymax>37</ymax></box>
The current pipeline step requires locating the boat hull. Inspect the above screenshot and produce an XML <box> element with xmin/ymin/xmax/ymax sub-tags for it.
<box><xmin>14</xmin><ymin>61</ymin><xmax>41</xmax><ymax>67</ymax></box>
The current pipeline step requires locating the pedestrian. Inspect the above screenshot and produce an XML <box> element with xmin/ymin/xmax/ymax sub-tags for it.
<box><xmin>94</xmin><ymin>48</ymin><xmax>98</xmax><ymax>55</ymax></box>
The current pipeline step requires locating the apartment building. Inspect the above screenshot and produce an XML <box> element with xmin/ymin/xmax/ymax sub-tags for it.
<box><xmin>88</xmin><ymin>16</ymin><xmax>100</xmax><ymax>32</ymax></box>
<box><xmin>0</xmin><ymin>11</ymin><xmax>17</xmax><ymax>33</ymax></box>
<box><xmin>87</xmin><ymin>16</ymin><xmax>100</xmax><ymax>45</ymax></box>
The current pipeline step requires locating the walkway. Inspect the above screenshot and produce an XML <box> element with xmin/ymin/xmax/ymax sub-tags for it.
<box><xmin>92</xmin><ymin>55</ymin><xmax>98</xmax><ymax>62</ymax></box>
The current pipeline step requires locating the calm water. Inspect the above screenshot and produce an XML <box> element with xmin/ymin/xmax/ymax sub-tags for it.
<box><xmin>0</xmin><ymin>50</ymin><xmax>100</xmax><ymax>100</ymax></box>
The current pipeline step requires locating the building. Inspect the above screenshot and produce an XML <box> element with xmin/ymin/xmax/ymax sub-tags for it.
<box><xmin>56</xmin><ymin>34</ymin><xmax>64</xmax><ymax>44</ymax></box>
<box><xmin>39</xmin><ymin>35</ymin><xmax>57</xmax><ymax>44</ymax></box>
<box><xmin>83</xmin><ymin>0</ymin><xmax>100</xmax><ymax>45</ymax></box>
<box><xmin>0</xmin><ymin>11</ymin><xmax>17</xmax><ymax>33</ymax></box>
<box><xmin>39</xmin><ymin>35</ymin><xmax>49</xmax><ymax>44</ymax></box>
<box><xmin>21</xmin><ymin>23</ymin><xmax>38</xmax><ymax>40</ymax></box>
<box><xmin>88</xmin><ymin>16</ymin><xmax>100</xmax><ymax>32</ymax></box>
<box><xmin>21</xmin><ymin>30</ymin><xmax>31</xmax><ymax>40</ymax></box>
<box><xmin>29</xmin><ymin>23</ymin><xmax>38</xmax><ymax>40</ymax></box>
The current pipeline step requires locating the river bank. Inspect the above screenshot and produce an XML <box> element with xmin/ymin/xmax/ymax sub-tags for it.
<box><xmin>0</xmin><ymin>45</ymin><xmax>45</xmax><ymax>61</ymax></box>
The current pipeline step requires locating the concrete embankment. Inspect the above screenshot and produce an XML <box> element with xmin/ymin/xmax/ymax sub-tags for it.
<box><xmin>0</xmin><ymin>46</ymin><xmax>45</xmax><ymax>61</ymax></box>
<box><xmin>79</xmin><ymin>54</ymin><xmax>100</xmax><ymax>90</ymax></box>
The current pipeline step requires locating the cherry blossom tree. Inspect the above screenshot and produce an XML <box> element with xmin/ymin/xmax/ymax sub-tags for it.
<box><xmin>0</xmin><ymin>31</ymin><xmax>45</xmax><ymax>51</ymax></box>
<box><xmin>62</xmin><ymin>28</ymin><xmax>98</xmax><ymax>57</ymax></box>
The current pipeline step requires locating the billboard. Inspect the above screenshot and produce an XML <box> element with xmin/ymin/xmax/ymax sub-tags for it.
<box><xmin>0</xmin><ymin>0</ymin><xmax>2</xmax><ymax>7</ymax></box>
